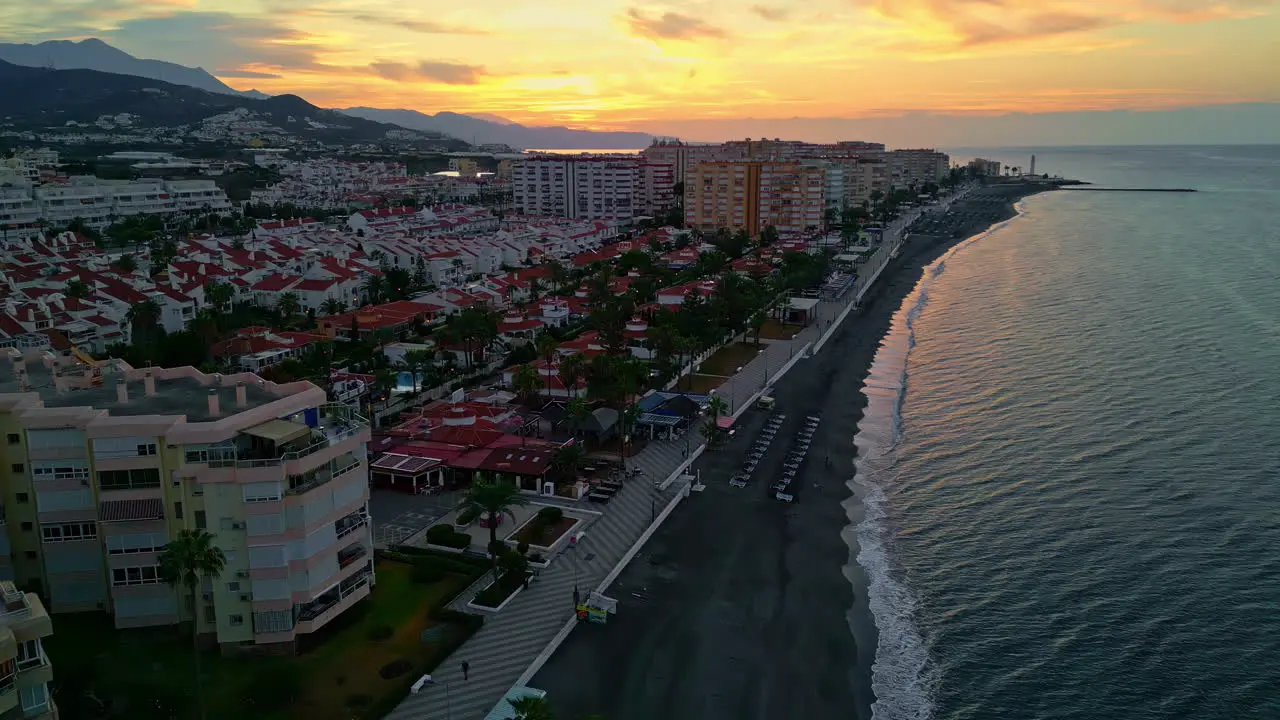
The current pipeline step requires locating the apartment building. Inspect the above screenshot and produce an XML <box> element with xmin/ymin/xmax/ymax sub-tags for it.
<box><xmin>0</xmin><ymin>186</ymin><xmax>39</xmax><ymax>237</ymax></box>
<box><xmin>164</xmin><ymin>180</ymin><xmax>233</xmax><ymax>214</ymax></box>
<box><xmin>889</xmin><ymin>149</ymin><xmax>950</xmax><ymax>187</ymax></box>
<box><xmin>685</xmin><ymin>161</ymin><xmax>826</xmax><ymax>236</ymax></box>
<box><xmin>969</xmin><ymin>158</ymin><xmax>1003</xmax><ymax>176</ymax></box>
<box><xmin>4</xmin><ymin>178</ymin><xmax>235</xmax><ymax>231</ymax></box>
<box><xmin>34</xmin><ymin>182</ymin><xmax>113</xmax><ymax>230</ymax></box>
<box><xmin>0</xmin><ymin>352</ymin><xmax>373</xmax><ymax>653</ymax></box>
<box><xmin>512</xmin><ymin>156</ymin><xmax>639</xmax><ymax>222</ymax></box>
<box><xmin>0</xmin><ymin>581</ymin><xmax>55</xmax><ymax>719</ymax></box>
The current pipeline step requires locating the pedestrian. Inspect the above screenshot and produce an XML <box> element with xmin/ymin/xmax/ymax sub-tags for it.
<box><xmin>573</xmin><ymin>586</ymin><xmax>581</xmax><ymax>608</ymax></box>
<box><xmin>461</xmin><ymin>660</ymin><xmax>470</xmax><ymax>680</ymax></box>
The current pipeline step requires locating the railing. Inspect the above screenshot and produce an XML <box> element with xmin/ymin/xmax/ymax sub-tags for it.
<box><xmin>286</xmin><ymin>455</ymin><xmax>361</xmax><ymax>496</ymax></box>
<box><xmin>295</xmin><ymin>569</ymin><xmax>372</xmax><ymax>622</ymax></box>
<box><xmin>335</xmin><ymin>513</ymin><xmax>368</xmax><ymax>541</ymax></box>
<box><xmin>337</xmin><ymin>543</ymin><xmax>367</xmax><ymax>569</ymax></box>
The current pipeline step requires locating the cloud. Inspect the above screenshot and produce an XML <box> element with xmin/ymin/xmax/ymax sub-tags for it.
<box><xmin>369</xmin><ymin>60</ymin><xmax>487</xmax><ymax>84</ymax></box>
<box><xmin>341</xmin><ymin>12</ymin><xmax>489</xmax><ymax>35</ymax></box>
<box><xmin>751</xmin><ymin>5</ymin><xmax>791</xmax><ymax>21</ymax></box>
<box><xmin>102</xmin><ymin>12</ymin><xmax>323</xmax><ymax>70</ymax></box>
<box><xmin>214</xmin><ymin>69</ymin><xmax>282</xmax><ymax>79</ymax></box>
<box><xmin>624</xmin><ymin>8</ymin><xmax>727</xmax><ymax>40</ymax></box>
<box><xmin>853</xmin><ymin>0</ymin><xmax>1277</xmax><ymax>49</ymax></box>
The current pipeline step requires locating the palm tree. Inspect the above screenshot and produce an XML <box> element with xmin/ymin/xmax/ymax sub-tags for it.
<box><xmin>125</xmin><ymin>299</ymin><xmax>162</xmax><ymax>347</ymax></box>
<box><xmin>566</xmin><ymin>397</ymin><xmax>591</xmax><ymax>436</ymax></box>
<box><xmin>364</xmin><ymin>274</ymin><xmax>386</xmax><ymax>304</ymax></box>
<box><xmin>552</xmin><ymin>443</ymin><xmax>585</xmax><ymax>482</ymax></box>
<box><xmin>513</xmin><ymin>364</ymin><xmax>540</xmax><ymax>403</ymax></box>
<box><xmin>457</xmin><ymin>482</ymin><xmax>528</xmax><ymax>572</ymax></box>
<box><xmin>508</xmin><ymin>695</ymin><xmax>555</xmax><ymax>720</ymax></box>
<box><xmin>749</xmin><ymin>311</ymin><xmax>767</xmax><ymax>346</ymax></box>
<box><xmin>535</xmin><ymin>332</ymin><xmax>559</xmax><ymax>396</ymax></box>
<box><xmin>559</xmin><ymin>352</ymin><xmax>587</xmax><ymax>399</ymax></box>
<box><xmin>277</xmin><ymin>292</ymin><xmax>301</xmax><ymax>322</ymax></box>
<box><xmin>158</xmin><ymin>530</ymin><xmax>227</xmax><ymax>720</ymax></box>
<box><xmin>403</xmin><ymin>349</ymin><xmax>434</xmax><ymax>392</ymax></box>
<box><xmin>116</xmin><ymin>254</ymin><xmax>138</xmax><ymax>274</ymax></box>
<box><xmin>64</xmin><ymin>279</ymin><xmax>90</xmax><ymax>298</ymax></box>
<box><xmin>707</xmin><ymin>395</ymin><xmax>729</xmax><ymax>423</ymax></box>
<box><xmin>320</xmin><ymin>297</ymin><xmax>346</xmax><ymax>316</ymax></box>
<box><xmin>204</xmin><ymin>281</ymin><xmax>234</xmax><ymax>313</ymax></box>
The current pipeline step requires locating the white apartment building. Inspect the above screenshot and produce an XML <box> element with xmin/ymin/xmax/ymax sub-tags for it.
<box><xmin>165</xmin><ymin>180</ymin><xmax>233</xmax><ymax>214</ymax></box>
<box><xmin>19</xmin><ymin>178</ymin><xmax>234</xmax><ymax>230</ymax></box>
<box><xmin>889</xmin><ymin>149</ymin><xmax>950</xmax><ymax>187</ymax></box>
<box><xmin>0</xmin><ymin>185</ymin><xmax>40</xmax><ymax>235</ymax></box>
<box><xmin>512</xmin><ymin>156</ymin><xmax>639</xmax><ymax>222</ymax></box>
<box><xmin>35</xmin><ymin>180</ymin><xmax>113</xmax><ymax>229</ymax></box>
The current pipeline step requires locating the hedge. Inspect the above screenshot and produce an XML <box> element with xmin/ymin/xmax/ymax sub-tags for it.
<box><xmin>425</xmin><ymin>524</ymin><xmax>470</xmax><ymax>549</ymax></box>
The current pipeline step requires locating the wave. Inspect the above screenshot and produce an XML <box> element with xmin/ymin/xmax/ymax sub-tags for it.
<box><xmin>847</xmin><ymin>204</ymin><xmax>1028</xmax><ymax>720</ymax></box>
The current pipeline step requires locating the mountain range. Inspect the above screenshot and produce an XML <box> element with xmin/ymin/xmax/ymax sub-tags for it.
<box><xmin>341</xmin><ymin>107</ymin><xmax>653</xmax><ymax>150</ymax></box>
<box><xmin>0</xmin><ymin>38</ymin><xmax>270</xmax><ymax>100</ymax></box>
<box><xmin>0</xmin><ymin>38</ymin><xmax>653</xmax><ymax>149</ymax></box>
<box><xmin>0</xmin><ymin>60</ymin><xmax>468</xmax><ymax>149</ymax></box>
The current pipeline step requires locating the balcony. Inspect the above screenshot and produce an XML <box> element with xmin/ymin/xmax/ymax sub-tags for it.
<box><xmin>334</xmin><ymin>510</ymin><xmax>368</xmax><ymax>541</ymax></box>
<box><xmin>294</xmin><ymin>567</ymin><xmax>372</xmax><ymax>634</ymax></box>
<box><xmin>336</xmin><ymin>542</ymin><xmax>368</xmax><ymax>570</ymax></box>
<box><xmin>286</xmin><ymin>452</ymin><xmax>360</xmax><ymax>496</ymax></box>
<box><xmin>196</xmin><ymin>404</ymin><xmax>369</xmax><ymax>470</ymax></box>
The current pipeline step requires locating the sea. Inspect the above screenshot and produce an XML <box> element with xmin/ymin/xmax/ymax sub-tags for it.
<box><xmin>851</xmin><ymin>145</ymin><xmax>1280</xmax><ymax>720</ymax></box>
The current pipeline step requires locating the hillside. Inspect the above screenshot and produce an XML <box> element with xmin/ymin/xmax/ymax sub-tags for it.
<box><xmin>0</xmin><ymin>61</ymin><xmax>469</xmax><ymax>149</ymax></box>
<box><xmin>342</xmin><ymin>107</ymin><xmax>654</xmax><ymax>149</ymax></box>
<box><xmin>0</xmin><ymin>38</ymin><xmax>265</xmax><ymax>99</ymax></box>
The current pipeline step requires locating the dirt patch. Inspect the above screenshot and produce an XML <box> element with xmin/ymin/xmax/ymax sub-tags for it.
<box><xmin>758</xmin><ymin>319</ymin><xmax>804</xmax><ymax>340</ymax></box>
<box><xmin>685</xmin><ymin>374</ymin><xmax>729</xmax><ymax>394</ymax></box>
<box><xmin>699</xmin><ymin>342</ymin><xmax>762</xmax><ymax>376</ymax></box>
<box><xmin>512</xmin><ymin>516</ymin><xmax>577</xmax><ymax>547</ymax></box>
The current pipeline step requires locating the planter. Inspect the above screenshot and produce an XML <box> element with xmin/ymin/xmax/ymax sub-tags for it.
<box><xmin>465</xmin><ymin>571</ymin><xmax>534</xmax><ymax>613</ymax></box>
<box><xmin>424</xmin><ymin>543</ymin><xmax>467</xmax><ymax>555</ymax></box>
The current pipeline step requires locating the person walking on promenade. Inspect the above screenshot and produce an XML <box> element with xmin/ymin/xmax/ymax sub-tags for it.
<box><xmin>462</xmin><ymin>660</ymin><xmax>471</xmax><ymax>680</ymax></box>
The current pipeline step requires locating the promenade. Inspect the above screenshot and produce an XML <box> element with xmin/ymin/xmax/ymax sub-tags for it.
<box><xmin>387</xmin><ymin>202</ymin><xmax>933</xmax><ymax>720</ymax></box>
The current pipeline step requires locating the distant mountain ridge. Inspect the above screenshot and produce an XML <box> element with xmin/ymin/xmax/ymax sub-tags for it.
<box><xmin>0</xmin><ymin>60</ymin><xmax>468</xmax><ymax>149</ymax></box>
<box><xmin>0</xmin><ymin>38</ymin><xmax>267</xmax><ymax>100</ymax></box>
<box><xmin>342</xmin><ymin>107</ymin><xmax>654</xmax><ymax>150</ymax></box>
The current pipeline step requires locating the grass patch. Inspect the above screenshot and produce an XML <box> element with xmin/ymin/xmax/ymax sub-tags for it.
<box><xmin>45</xmin><ymin>559</ymin><xmax>484</xmax><ymax>720</ymax></box>
<box><xmin>699</xmin><ymin>342</ymin><xmax>761</xmax><ymax>376</ymax></box>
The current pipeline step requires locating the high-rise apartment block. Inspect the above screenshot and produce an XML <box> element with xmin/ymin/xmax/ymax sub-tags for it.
<box><xmin>684</xmin><ymin>162</ymin><xmax>826</xmax><ymax>236</ymax></box>
<box><xmin>512</xmin><ymin>156</ymin><xmax>639</xmax><ymax>221</ymax></box>
<box><xmin>888</xmin><ymin>149</ymin><xmax>950</xmax><ymax>187</ymax></box>
<box><xmin>0</xmin><ymin>581</ymin><xmax>55</xmax><ymax>719</ymax></box>
<box><xmin>0</xmin><ymin>351</ymin><xmax>373</xmax><ymax>652</ymax></box>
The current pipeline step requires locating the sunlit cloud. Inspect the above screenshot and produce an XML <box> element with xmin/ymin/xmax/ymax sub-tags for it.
<box><xmin>623</xmin><ymin>7</ymin><xmax>727</xmax><ymax>40</ymax></box>
<box><xmin>369</xmin><ymin>60</ymin><xmax>488</xmax><ymax>85</ymax></box>
<box><xmin>751</xmin><ymin>5</ymin><xmax>791</xmax><ymax>21</ymax></box>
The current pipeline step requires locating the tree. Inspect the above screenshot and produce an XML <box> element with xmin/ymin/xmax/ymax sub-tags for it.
<box><xmin>513</xmin><ymin>364</ymin><xmax>540</xmax><ymax>403</ymax></box>
<box><xmin>158</xmin><ymin>529</ymin><xmax>227</xmax><ymax>720</ymax></box>
<box><xmin>64</xmin><ymin>279</ymin><xmax>90</xmax><ymax>298</ymax></box>
<box><xmin>707</xmin><ymin>395</ymin><xmax>729</xmax><ymax>423</ymax></box>
<box><xmin>364</xmin><ymin>274</ymin><xmax>386</xmax><ymax>304</ymax></box>
<box><xmin>321</xmin><ymin>297</ymin><xmax>346</xmax><ymax>316</ymax></box>
<box><xmin>125</xmin><ymin>299</ymin><xmax>163</xmax><ymax>347</ymax></box>
<box><xmin>749</xmin><ymin>311</ymin><xmax>767</xmax><ymax>346</ymax></box>
<box><xmin>116</xmin><ymin>254</ymin><xmax>138</xmax><ymax>274</ymax></box>
<box><xmin>508</xmin><ymin>695</ymin><xmax>555</xmax><ymax>720</ymax></box>
<box><xmin>566</xmin><ymin>397</ymin><xmax>591</xmax><ymax>436</ymax></box>
<box><xmin>384</xmin><ymin>267</ymin><xmax>413</xmax><ymax>300</ymax></box>
<box><xmin>558</xmin><ymin>352</ymin><xmax>587</xmax><ymax>398</ymax></box>
<box><xmin>553</xmin><ymin>443</ymin><xmax>585</xmax><ymax>481</ymax></box>
<box><xmin>535</xmin><ymin>332</ymin><xmax>559</xmax><ymax>396</ymax></box>
<box><xmin>204</xmin><ymin>281</ymin><xmax>234</xmax><ymax>313</ymax></box>
<box><xmin>403</xmin><ymin>348</ymin><xmax>435</xmax><ymax>393</ymax></box>
<box><xmin>457</xmin><ymin>482</ymin><xmax>528</xmax><ymax>577</ymax></box>
<box><xmin>277</xmin><ymin>292</ymin><xmax>301</xmax><ymax>321</ymax></box>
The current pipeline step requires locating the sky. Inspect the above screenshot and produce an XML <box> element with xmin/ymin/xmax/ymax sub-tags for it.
<box><xmin>1</xmin><ymin>0</ymin><xmax>1279</xmax><ymax>135</ymax></box>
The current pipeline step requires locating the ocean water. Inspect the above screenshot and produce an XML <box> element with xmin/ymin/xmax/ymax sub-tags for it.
<box><xmin>850</xmin><ymin>146</ymin><xmax>1280</xmax><ymax>720</ymax></box>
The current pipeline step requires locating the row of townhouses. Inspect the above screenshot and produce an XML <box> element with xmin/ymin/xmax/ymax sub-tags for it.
<box><xmin>0</xmin><ymin>174</ymin><xmax>231</xmax><ymax>235</ymax></box>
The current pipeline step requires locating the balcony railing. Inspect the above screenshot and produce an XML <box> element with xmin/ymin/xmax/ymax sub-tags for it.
<box><xmin>337</xmin><ymin>543</ymin><xmax>368</xmax><ymax>569</ymax></box>
<box><xmin>335</xmin><ymin>511</ymin><xmax>368</xmax><ymax>541</ymax></box>
<box><xmin>198</xmin><ymin>404</ymin><xmax>368</xmax><ymax>470</ymax></box>
<box><xmin>287</xmin><ymin>453</ymin><xmax>360</xmax><ymax>496</ymax></box>
<box><xmin>295</xmin><ymin>568</ymin><xmax>372</xmax><ymax>622</ymax></box>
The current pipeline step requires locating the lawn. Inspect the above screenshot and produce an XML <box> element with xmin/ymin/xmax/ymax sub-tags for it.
<box><xmin>45</xmin><ymin>559</ymin><xmax>479</xmax><ymax>720</ymax></box>
<box><xmin>698</xmin><ymin>342</ymin><xmax>762</xmax><ymax>376</ymax></box>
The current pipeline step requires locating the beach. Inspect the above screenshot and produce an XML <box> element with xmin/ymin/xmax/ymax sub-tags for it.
<box><xmin>531</xmin><ymin>182</ymin><xmax>1049</xmax><ymax>720</ymax></box>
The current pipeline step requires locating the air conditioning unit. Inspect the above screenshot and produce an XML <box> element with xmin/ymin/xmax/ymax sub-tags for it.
<box><xmin>239</xmin><ymin>593</ymin><xmax>253</xmax><ymax>602</ymax></box>
<box><xmin>230</xmin><ymin>522</ymin><xmax>245</xmax><ymax>530</ymax></box>
<box><xmin>235</xmin><ymin>570</ymin><xmax>249</xmax><ymax>579</ymax></box>
<box><xmin>201</xmin><ymin>592</ymin><xmax>213</xmax><ymax>601</ymax></box>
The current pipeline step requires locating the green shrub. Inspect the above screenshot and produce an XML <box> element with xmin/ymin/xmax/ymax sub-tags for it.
<box><xmin>425</xmin><ymin>524</ymin><xmax>470</xmax><ymax>549</ymax></box>
<box><xmin>516</xmin><ymin>541</ymin><xmax>530</xmax><ymax>556</ymax></box>
<box><xmin>528</xmin><ymin>551</ymin><xmax>545</xmax><ymax>564</ymax></box>
<box><xmin>366</xmin><ymin>625</ymin><xmax>393</xmax><ymax>641</ymax></box>
<box><xmin>455</xmin><ymin>507</ymin><xmax>479</xmax><ymax>525</ymax></box>
<box><xmin>537</xmin><ymin>506</ymin><xmax>564</xmax><ymax>524</ymax></box>
<box><xmin>472</xmin><ymin>571</ymin><xmax>528</xmax><ymax>608</ymax></box>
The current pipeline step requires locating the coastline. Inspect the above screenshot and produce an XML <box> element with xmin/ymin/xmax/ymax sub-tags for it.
<box><xmin>530</xmin><ymin>183</ymin><xmax>1050</xmax><ymax>720</ymax></box>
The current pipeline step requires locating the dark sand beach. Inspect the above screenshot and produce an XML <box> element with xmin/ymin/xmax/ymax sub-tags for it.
<box><xmin>532</xmin><ymin>183</ymin><xmax>1049</xmax><ymax>720</ymax></box>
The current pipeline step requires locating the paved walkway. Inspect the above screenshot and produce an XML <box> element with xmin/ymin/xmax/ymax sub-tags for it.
<box><xmin>385</xmin><ymin>199</ymin><xmax>945</xmax><ymax>719</ymax></box>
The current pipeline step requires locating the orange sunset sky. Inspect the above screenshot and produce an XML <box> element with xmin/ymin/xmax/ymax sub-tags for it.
<box><xmin>3</xmin><ymin>0</ymin><xmax>1278</xmax><ymax>131</ymax></box>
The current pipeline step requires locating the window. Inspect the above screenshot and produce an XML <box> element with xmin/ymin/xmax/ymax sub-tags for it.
<box><xmin>194</xmin><ymin>510</ymin><xmax>207</xmax><ymax>530</ymax></box>
<box><xmin>31</xmin><ymin>462</ymin><xmax>90</xmax><ymax>482</ymax></box>
<box><xmin>138</xmin><ymin>443</ymin><xmax>157</xmax><ymax>456</ymax></box>
<box><xmin>6</xmin><ymin>433</ymin><xmax>19</xmax><ymax>445</ymax></box>
<box><xmin>20</xmin><ymin>684</ymin><xmax>49</xmax><ymax>716</ymax></box>
<box><xmin>10</xmin><ymin>463</ymin><xmax>23</xmax><ymax>473</ymax></box>
<box><xmin>203</xmin><ymin>605</ymin><xmax>216</xmax><ymax>624</ymax></box>
<box><xmin>229</xmin><ymin>614</ymin><xmax>244</xmax><ymax>626</ymax></box>
<box><xmin>111</xmin><ymin>565</ymin><xmax>161</xmax><ymax>586</ymax></box>
<box><xmin>15</xmin><ymin>639</ymin><xmax>41</xmax><ymax>669</ymax></box>
<box><xmin>97</xmin><ymin>468</ymin><xmax>161</xmax><ymax>490</ymax></box>
<box><xmin>20</xmin><ymin>522</ymin><xmax>32</xmax><ymax>532</ymax></box>
<box><xmin>227</xmin><ymin>581</ymin><xmax>240</xmax><ymax>592</ymax></box>
<box><xmin>106</xmin><ymin>532</ymin><xmax>165</xmax><ymax>554</ymax></box>
<box><xmin>41</xmin><ymin>522</ymin><xmax>97</xmax><ymax>542</ymax></box>
<box><xmin>174</xmin><ymin>501</ymin><xmax>184</xmax><ymax>520</ymax></box>
<box><xmin>15</xmin><ymin>493</ymin><xmax>28</xmax><ymax>504</ymax></box>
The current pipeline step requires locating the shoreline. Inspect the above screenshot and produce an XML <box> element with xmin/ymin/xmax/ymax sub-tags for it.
<box><xmin>530</xmin><ymin>183</ymin><xmax>1051</xmax><ymax>720</ymax></box>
